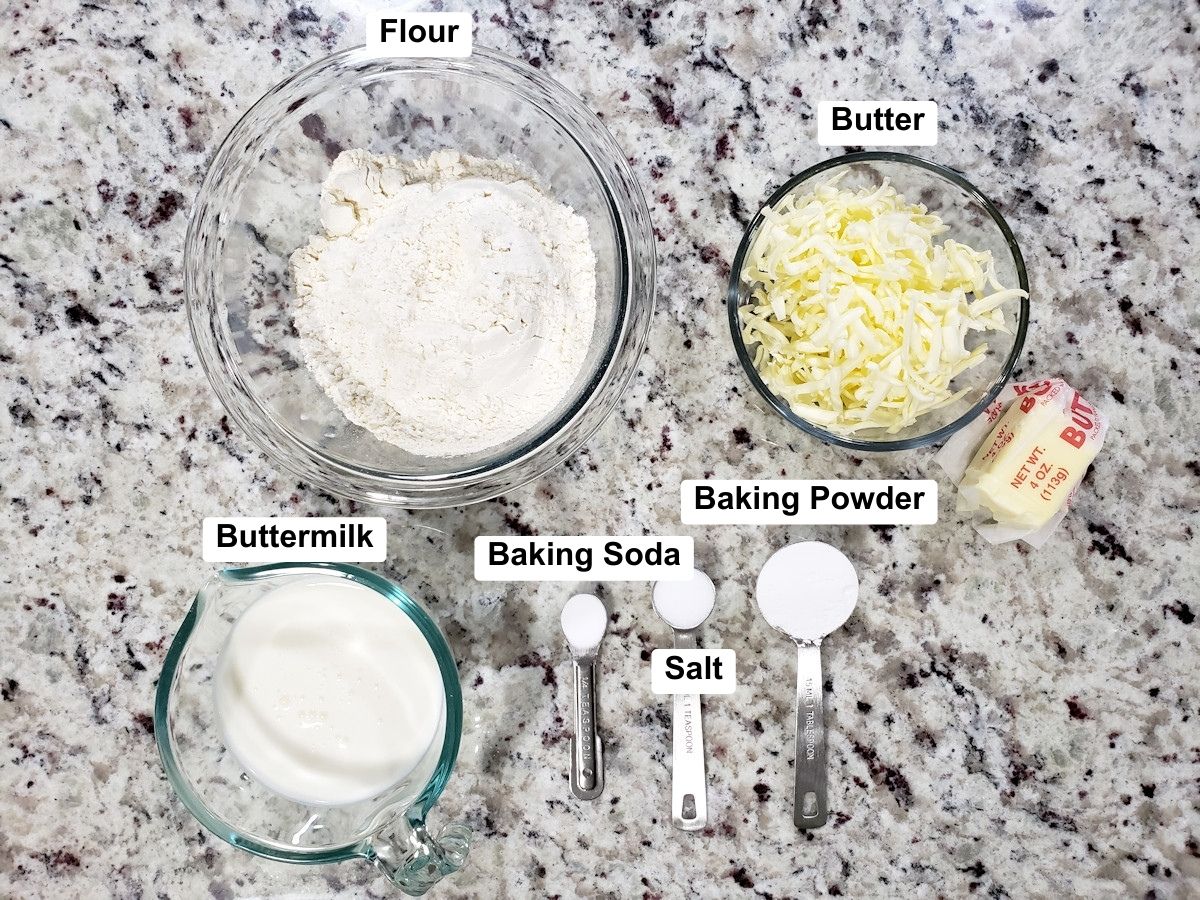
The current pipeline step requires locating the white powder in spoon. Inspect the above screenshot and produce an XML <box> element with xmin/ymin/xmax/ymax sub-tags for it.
<box><xmin>561</xmin><ymin>593</ymin><xmax>607</xmax><ymax>656</ymax></box>
<box><xmin>290</xmin><ymin>149</ymin><xmax>597</xmax><ymax>457</ymax></box>
<box><xmin>653</xmin><ymin>568</ymin><xmax>716</xmax><ymax>630</ymax></box>
<box><xmin>755</xmin><ymin>542</ymin><xmax>859</xmax><ymax>641</ymax></box>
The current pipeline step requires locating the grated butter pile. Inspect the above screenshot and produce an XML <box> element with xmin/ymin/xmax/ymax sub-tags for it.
<box><xmin>739</xmin><ymin>175</ymin><xmax>1026</xmax><ymax>435</ymax></box>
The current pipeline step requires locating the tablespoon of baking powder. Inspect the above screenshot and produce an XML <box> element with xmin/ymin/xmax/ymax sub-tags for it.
<box><xmin>561</xmin><ymin>593</ymin><xmax>607</xmax><ymax>800</ymax></box>
<box><xmin>755</xmin><ymin>542</ymin><xmax>859</xmax><ymax>829</ymax></box>
<box><xmin>653</xmin><ymin>568</ymin><xmax>718</xmax><ymax>831</ymax></box>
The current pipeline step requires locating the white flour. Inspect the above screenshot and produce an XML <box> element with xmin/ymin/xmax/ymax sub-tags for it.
<box><xmin>290</xmin><ymin>148</ymin><xmax>597</xmax><ymax>457</ymax></box>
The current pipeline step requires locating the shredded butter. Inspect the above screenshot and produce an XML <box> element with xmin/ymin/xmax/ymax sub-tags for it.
<box><xmin>739</xmin><ymin>174</ymin><xmax>1026</xmax><ymax>435</ymax></box>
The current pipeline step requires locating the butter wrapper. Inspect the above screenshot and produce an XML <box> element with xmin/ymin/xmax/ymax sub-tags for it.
<box><xmin>935</xmin><ymin>378</ymin><xmax>1108</xmax><ymax>546</ymax></box>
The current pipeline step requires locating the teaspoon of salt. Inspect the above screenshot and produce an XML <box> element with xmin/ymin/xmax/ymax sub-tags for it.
<box><xmin>653</xmin><ymin>568</ymin><xmax>717</xmax><ymax>831</ymax></box>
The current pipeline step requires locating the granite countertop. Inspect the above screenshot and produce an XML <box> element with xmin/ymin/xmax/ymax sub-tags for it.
<box><xmin>2</xmin><ymin>1</ymin><xmax>1198</xmax><ymax>897</ymax></box>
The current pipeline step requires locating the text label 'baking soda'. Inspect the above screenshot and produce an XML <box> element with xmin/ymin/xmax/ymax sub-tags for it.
<box><xmin>202</xmin><ymin>517</ymin><xmax>387</xmax><ymax>563</ymax></box>
<box><xmin>817</xmin><ymin>101</ymin><xmax>938</xmax><ymax>146</ymax></box>
<box><xmin>475</xmin><ymin>536</ymin><xmax>694</xmax><ymax>581</ymax></box>
<box><xmin>681</xmin><ymin>479</ymin><xmax>938</xmax><ymax>525</ymax></box>
<box><xmin>365</xmin><ymin>12</ymin><xmax>473</xmax><ymax>58</ymax></box>
<box><xmin>651</xmin><ymin>649</ymin><xmax>737</xmax><ymax>695</ymax></box>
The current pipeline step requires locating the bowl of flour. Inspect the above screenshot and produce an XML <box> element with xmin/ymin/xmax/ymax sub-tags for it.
<box><xmin>186</xmin><ymin>47</ymin><xmax>654</xmax><ymax>506</ymax></box>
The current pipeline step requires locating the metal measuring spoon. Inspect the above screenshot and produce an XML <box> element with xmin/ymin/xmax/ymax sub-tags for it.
<box><xmin>755</xmin><ymin>542</ymin><xmax>859</xmax><ymax>829</ymax></box>
<box><xmin>653</xmin><ymin>568</ymin><xmax>717</xmax><ymax>831</ymax></box>
<box><xmin>561</xmin><ymin>593</ymin><xmax>607</xmax><ymax>800</ymax></box>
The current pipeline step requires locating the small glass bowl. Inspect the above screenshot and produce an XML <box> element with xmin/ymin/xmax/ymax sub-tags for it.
<box><xmin>186</xmin><ymin>47</ymin><xmax>654</xmax><ymax>506</ymax></box>
<box><xmin>727</xmin><ymin>152</ymin><xmax>1029</xmax><ymax>452</ymax></box>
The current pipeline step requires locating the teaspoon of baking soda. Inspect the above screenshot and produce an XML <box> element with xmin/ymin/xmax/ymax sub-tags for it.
<box><xmin>561</xmin><ymin>594</ymin><xmax>606</xmax><ymax>799</ymax></box>
<box><xmin>755</xmin><ymin>542</ymin><xmax>858</xmax><ymax>829</ymax></box>
<box><xmin>561</xmin><ymin>592</ymin><xmax>607</xmax><ymax>657</ymax></box>
<box><xmin>653</xmin><ymin>568</ymin><xmax>717</xmax><ymax>831</ymax></box>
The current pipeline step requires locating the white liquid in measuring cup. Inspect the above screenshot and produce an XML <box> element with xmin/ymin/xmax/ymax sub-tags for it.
<box><xmin>213</xmin><ymin>576</ymin><xmax>445</xmax><ymax>806</ymax></box>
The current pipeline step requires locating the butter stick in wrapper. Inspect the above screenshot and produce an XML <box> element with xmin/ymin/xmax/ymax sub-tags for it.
<box><xmin>935</xmin><ymin>378</ymin><xmax>1108</xmax><ymax>546</ymax></box>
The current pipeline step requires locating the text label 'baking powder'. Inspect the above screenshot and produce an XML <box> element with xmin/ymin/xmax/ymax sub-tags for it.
<box><xmin>681</xmin><ymin>479</ymin><xmax>938</xmax><ymax>525</ymax></box>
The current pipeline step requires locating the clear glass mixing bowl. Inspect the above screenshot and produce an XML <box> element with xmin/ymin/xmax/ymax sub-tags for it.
<box><xmin>728</xmin><ymin>152</ymin><xmax>1029</xmax><ymax>452</ymax></box>
<box><xmin>186</xmin><ymin>47</ymin><xmax>654</xmax><ymax>506</ymax></box>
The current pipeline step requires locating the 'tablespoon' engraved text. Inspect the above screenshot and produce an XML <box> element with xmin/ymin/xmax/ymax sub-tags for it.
<box><xmin>802</xmin><ymin>676</ymin><xmax>817</xmax><ymax>761</ymax></box>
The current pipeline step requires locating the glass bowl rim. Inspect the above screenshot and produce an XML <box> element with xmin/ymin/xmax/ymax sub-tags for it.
<box><xmin>185</xmin><ymin>45</ymin><xmax>654</xmax><ymax>503</ymax></box>
<box><xmin>725</xmin><ymin>150</ymin><xmax>1030</xmax><ymax>452</ymax></box>
<box><xmin>153</xmin><ymin>562</ymin><xmax>464</xmax><ymax>864</ymax></box>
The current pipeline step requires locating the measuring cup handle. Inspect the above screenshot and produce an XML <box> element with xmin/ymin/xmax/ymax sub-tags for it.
<box><xmin>367</xmin><ymin>813</ymin><xmax>471</xmax><ymax>896</ymax></box>
<box><xmin>793</xmin><ymin>640</ymin><xmax>828</xmax><ymax>829</ymax></box>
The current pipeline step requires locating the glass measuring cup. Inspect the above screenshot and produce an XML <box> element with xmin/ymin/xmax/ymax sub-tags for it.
<box><xmin>154</xmin><ymin>563</ymin><xmax>469</xmax><ymax>895</ymax></box>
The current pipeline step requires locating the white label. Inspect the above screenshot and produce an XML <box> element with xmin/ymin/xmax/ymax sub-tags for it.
<box><xmin>203</xmin><ymin>517</ymin><xmax>387</xmax><ymax>562</ymax></box>
<box><xmin>651</xmin><ymin>649</ymin><xmax>736</xmax><ymax>695</ymax></box>
<box><xmin>365</xmin><ymin>12</ymin><xmax>473</xmax><ymax>58</ymax></box>
<box><xmin>817</xmin><ymin>101</ymin><xmax>938</xmax><ymax>146</ymax></box>
<box><xmin>680</xmin><ymin>479</ymin><xmax>938</xmax><ymax>525</ymax></box>
<box><xmin>474</xmin><ymin>536</ymin><xmax>693</xmax><ymax>581</ymax></box>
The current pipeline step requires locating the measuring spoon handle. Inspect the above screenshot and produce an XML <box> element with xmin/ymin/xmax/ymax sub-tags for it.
<box><xmin>570</xmin><ymin>657</ymin><xmax>603</xmax><ymax>799</ymax></box>
<box><xmin>671</xmin><ymin>691</ymin><xmax>707</xmax><ymax>829</ymax></box>
<box><xmin>669</xmin><ymin>630</ymin><xmax>707</xmax><ymax>829</ymax></box>
<box><xmin>793</xmin><ymin>640</ymin><xmax>828</xmax><ymax>828</ymax></box>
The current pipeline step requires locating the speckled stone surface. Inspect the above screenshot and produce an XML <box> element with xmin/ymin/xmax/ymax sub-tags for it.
<box><xmin>2</xmin><ymin>1</ymin><xmax>1198</xmax><ymax>897</ymax></box>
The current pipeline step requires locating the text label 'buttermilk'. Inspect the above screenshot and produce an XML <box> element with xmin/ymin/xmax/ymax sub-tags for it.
<box><xmin>202</xmin><ymin>517</ymin><xmax>387</xmax><ymax>562</ymax></box>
